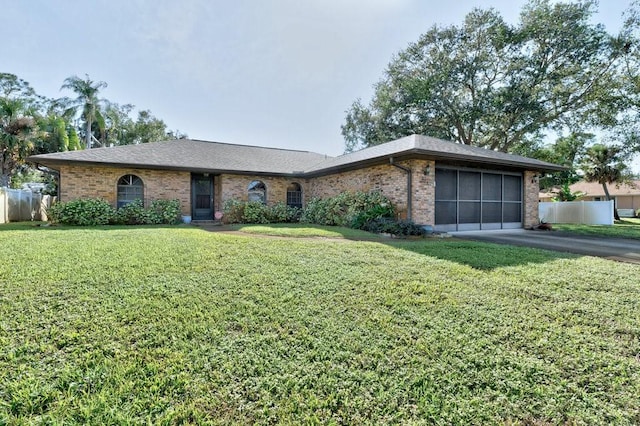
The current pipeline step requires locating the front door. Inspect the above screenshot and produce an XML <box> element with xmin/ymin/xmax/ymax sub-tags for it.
<box><xmin>192</xmin><ymin>174</ymin><xmax>214</xmax><ymax>220</ymax></box>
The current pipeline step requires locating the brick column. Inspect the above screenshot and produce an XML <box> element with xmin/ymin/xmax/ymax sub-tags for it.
<box><xmin>410</xmin><ymin>159</ymin><xmax>435</xmax><ymax>226</ymax></box>
<box><xmin>523</xmin><ymin>170</ymin><xmax>540</xmax><ymax>228</ymax></box>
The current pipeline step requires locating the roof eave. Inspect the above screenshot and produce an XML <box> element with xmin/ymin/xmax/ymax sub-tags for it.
<box><xmin>27</xmin><ymin>158</ymin><xmax>304</xmax><ymax>177</ymax></box>
<box><xmin>304</xmin><ymin>148</ymin><xmax>566</xmax><ymax>176</ymax></box>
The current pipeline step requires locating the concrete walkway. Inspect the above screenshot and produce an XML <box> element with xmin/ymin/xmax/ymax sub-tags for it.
<box><xmin>451</xmin><ymin>229</ymin><xmax>640</xmax><ymax>264</ymax></box>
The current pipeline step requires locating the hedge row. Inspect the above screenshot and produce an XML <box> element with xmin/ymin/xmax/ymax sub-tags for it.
<box><xmin>47</xmin><ymin>198</ymin><xmax>182</xmax><ymax>226</ymax></box>
<box><xmin>223</xmin><ymin>191</ymin><xmax>426</xmax><ymax>237</ymax></box>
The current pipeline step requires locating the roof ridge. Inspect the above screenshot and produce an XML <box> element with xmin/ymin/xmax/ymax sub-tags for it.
<box><xmin>185</xmin><ymin>139</ymin><xmax>329</xmax><ymax>156</ymax></box>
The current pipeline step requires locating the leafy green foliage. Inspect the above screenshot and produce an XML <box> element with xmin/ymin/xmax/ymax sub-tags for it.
<box><xmin>1</xmin><ymin>226</ymin><xmax>640</xmax><ymax>423</ymax></box>
<box><xmin>222</xmin><ymin>199</ymin><xmax>300</xmax><ymax>224</ymax></box>
<box><xmin>360</xmin><ymin>218</ymin><xmax>426</xmax><ymax>236</ymax></box>
<box><xmin>47</xmin><ymin>198</ymin><xmax>181</xmax><ymax>226</ymax></box>
<box><xmin>60</xmin><ymin>74</ymin><xmax>108</xmax><ymax>149</ymax></box>
<box><xmin>145</xmin><ymin>199</ymin><xmax>181</xmax><ymax>225</ymax></box>
<box><xmin>47</xmin><ymin>198</ymin><xmax>114</xmax><ymax>226</ymax></box>
<box><xmin>300</xmin><ymin>191</ymin><xmax>394</xmax><ymax>226</ymax></box>
<box><xmin>343</xmin><ymin>1</ymin><xmax>626</xmax><ymax>153</ymax></box>
<box><xmin>0</xmin><ymin>96</ymin><xmax>37</xmax><ymax>187</ymax></box>
<box><xmin>552</xmin><ymin>181</ymin><xmax>585</xmax><ymax>202</ymax></box>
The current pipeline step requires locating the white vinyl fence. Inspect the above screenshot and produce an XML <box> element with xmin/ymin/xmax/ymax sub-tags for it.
<box><xmin>539</xmin><ymin>200</ymin><xmax>614</xmax><ymax>225</ymax></box>
<box><xmin>0</xmin><ymin>188</ymin><xmax>54</xmax><ymax>223</ymax></box>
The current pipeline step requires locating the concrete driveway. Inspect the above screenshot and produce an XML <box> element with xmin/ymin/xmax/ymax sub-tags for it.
<box><xmin>452</xmin><ymin>229</ymin><xmax>640</xmax><ymax>264</ymax></box>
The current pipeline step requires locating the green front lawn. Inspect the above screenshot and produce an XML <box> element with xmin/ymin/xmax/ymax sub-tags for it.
<box><xmin>232</xmin><ymin>223</ymin><xmax>388</xmax><ymax>239</ymax></box>
<box><xmin>1</xmin><ymin>225</ymin><xmax>640</xmax><ymax>424</ymax></box>
<box><xmin>554</xmin><ymin>217</ymin><xmax>640</xmax><ymax>239</ymax></box>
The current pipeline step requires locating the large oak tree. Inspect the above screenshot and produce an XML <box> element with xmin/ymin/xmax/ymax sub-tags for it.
<box><xmin>342</xmin><ymin>0</ymin><xmax>628</xmax><ymax>154</ymax></box>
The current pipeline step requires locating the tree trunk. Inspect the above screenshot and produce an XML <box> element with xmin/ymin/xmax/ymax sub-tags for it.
<box><xmin>86</xmin><ymin>116</ymin><xmax>92</xmax><ymax>149</ymax></box>
<box><xmin>602</xmin><ymin>183</ymin><xmax>620</xmax><ymax>221</ymax></box>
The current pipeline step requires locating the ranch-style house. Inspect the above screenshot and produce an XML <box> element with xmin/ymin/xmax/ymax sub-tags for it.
<box><xmin>29</xmin><ymin>134</ymin><xmax>564</xmax><ymax>232</ymax></box>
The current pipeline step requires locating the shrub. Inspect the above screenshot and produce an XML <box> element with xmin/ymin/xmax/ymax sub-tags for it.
<box><xmin>147</xmin><ymin>199</ymin><xmax>181</xmax><ymax>225</ymax></box>
<box><xmin>267</xmin><ymin>202</ymin><xmax>301</xmax><ymax>223</ymax></box>
<box><xmin>360</xmin><ymin>218</ymin><xmax>426</xmax><ymax>237</ymax></box>
<box><xmin>243</xmin><ymin>201</ymin><xmax>270</xmax><ymax>224</ymax></box>
<box><xmin>112</xmin><ymin>199</ymin><xmax>147</xmax><ymax>225</ymax></box>
<box><xmin>222</xmin><ymin>200</ymin><xmax>301</xmax><ymax>224</ymax></box>
<box><xmin>48</xmin><ymin>198</ymin><xmax>181</xmax><ymax>226</ymax></box>
<box><xmin>222</xmin><ymin>199</ymin><xmax>246</xmax><ymax>224</ymax></box>
<box><xmin>300</xmin><ymin>191</ymin><xmax>395</xmax><ymax>227</ymax></box>
<box><xmin>47</xmin><ymin>198</ymin><xmax>115</xmax><ymax>226</ymax></box>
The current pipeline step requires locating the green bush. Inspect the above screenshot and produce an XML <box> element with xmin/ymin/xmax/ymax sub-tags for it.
<box><xmin>147</xmin><ymin>199</ymin><xmax>181</xmax><ymax>225</ymax></box>
<box><xmin>266</xmin><ymin>202</ymin><xmax>301</xmax><ymax>223</ymax></box>
<box><xmin>243</xmin><ymin>201</ymin><xmax>270</xmax><ymax>224</ymax></box>
<box><xmin>300</xmin><ymin>191</ymin><xmax>395</xmax><ymax>227</ymax></box>
<box><xmin>48</xmin><ymin>198</ymin><xmax>181</xmax><ymax>226</ymax></box>
<box><xmin>360</xmin><ymin>218</ymin><xmax>426</xmax><ymax>237</ymax></box>
<box><xmin>222</xmin><ymin>200</ymin><xmax>300</xmax><ymax>224</ymax></box>
<box><xmin>222</xmin><ymin>199</ymin><xmax>245</xmax><ymax>224</ymax></box>
<box><xmin>47</xmin><ymin>198</ymin><xmax>115</xmax><ymax>226</ymax></box>
<box><xmin>112</xmin><ymin>199</ymin><xmax>147</xmax><ymax>225</ymax></box>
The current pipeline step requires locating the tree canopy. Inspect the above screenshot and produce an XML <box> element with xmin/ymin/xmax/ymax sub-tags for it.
<box><xmin>60</xmin><ymin>75</ymin><xmax>108</xmax><ymax>149</ymax></box>
<box><xmin>342</xmin><ymin>0</ymin><xmax>629</xmax><ymax>154</ymax></box>
<box><xmin>0</xmin><ymin>72</ymin><xmax>186</xmax><ymax>188</ymax></box>
<box><xmin>581</xmin><ymin>143</ymin><xmax>633</xmax><ymax>220</ymax></box>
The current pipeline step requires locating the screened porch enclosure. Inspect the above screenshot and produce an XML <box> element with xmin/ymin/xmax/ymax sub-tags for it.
<box><xmin>434</xmin><ymin>168</ymin><xmax>523</xmax><ymax>232</ymax></box>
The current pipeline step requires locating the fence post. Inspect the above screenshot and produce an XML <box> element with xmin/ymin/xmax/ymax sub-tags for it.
<box><xmin>0</xmin><ymin>188</ymin><xmax>5</xmax><ymax>224</ymax></box>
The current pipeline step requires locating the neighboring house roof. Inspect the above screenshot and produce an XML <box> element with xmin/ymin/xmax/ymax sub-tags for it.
<box><xmin>28</xmin><ymin>134</ymin><xmax>564</xmax><ymax>176</ymax></box>
<box><xmin>569</xmin><ymin>180</ymin><xmax>640</xmax><ymax>197</ymax></box>
<box><xmin>539</xmin><ymin>180</ymin><xmax>640</xmax><ymax>200</ymax></box>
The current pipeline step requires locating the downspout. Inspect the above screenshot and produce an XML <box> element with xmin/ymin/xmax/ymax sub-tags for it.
<box><xmin>389</xmin><ymin>157</ymin><xmax>412</xmax><ymax>221</ymax></box>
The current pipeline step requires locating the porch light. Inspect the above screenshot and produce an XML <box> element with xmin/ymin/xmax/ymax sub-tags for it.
<box><xmin>423</xmin><ymin>165</ymin><xmax>431</xmax><ymax>176</ymax></box>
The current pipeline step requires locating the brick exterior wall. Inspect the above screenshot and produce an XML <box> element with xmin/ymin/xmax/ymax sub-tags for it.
<box><xmin>523</xmin><ymin>170</ymin><xmax>540</xmax><ymax>228</ymax></box>
<box><xmin>308</xmin><ymin>159</ymin><xmax>435</xmax><ymax>225</ymax></box>
<box><xmin>58</xmin><ymin>162</ymin><xmax>539</xmax><ymax>229</ymax></box>
<box><xmin>59</xmin><ymin>165</ymin><xmax>191</xmax><ymax>215</ymax></box>
<box><xmin>219</xmin><ymin>175</ymin><xmax>309</xmax><ymax>209</ymax></box>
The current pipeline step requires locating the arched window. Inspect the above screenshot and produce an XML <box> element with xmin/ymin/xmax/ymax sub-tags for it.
<box><xmin>117</xmin><ymin>174</ymin><xmax>144</xmax><ymax>208</ymax></box>
<box><xmin>248</xmin><ymin>180</ymin><xmax>266</xmax><ymax>204</ymax></box>
<box><xmin>286</xmin><ymin>182</ymin><xmax>302</xmax><ymax>208</ymax></box>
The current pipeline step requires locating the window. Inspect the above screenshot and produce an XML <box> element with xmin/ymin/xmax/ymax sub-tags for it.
<box><xmin>248</xmin><ymin>180</ymin><xmax>266</xmax><ymax>204</ymax></box>
<box><xmin>286</xmin><ymin>182</ymin><xmax>302</xmax><ymax>208</ymax></box>
<box><xmin>117</xmin><ymin>174</ymin><xmax>144</xmax><ymax>208</ymax></box>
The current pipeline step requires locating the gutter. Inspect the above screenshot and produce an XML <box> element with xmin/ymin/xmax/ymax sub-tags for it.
<box><xmin>389</xmin><ymin>157</ymin><xmax>412</xmax><ymax>221</ymax></box>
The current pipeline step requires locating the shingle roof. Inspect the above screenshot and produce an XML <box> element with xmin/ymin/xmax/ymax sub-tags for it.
<box><xmin>304</xmin><ymin>134</ymin><xmax>564</xmax><ymax>174</ymax></box>
<box><xmin>539</xmin><ymin>180</ymin><xmax>640</xmax><ymax>199</ymax></box>
<box><xmin>570</xmin><ymin>180</ymin><xmax>640</xmax><ymax>197</ymax></box>
<box><xmin>28</xmin><ymin>139</ymin><xmax>329</xmax><ymax>175</ymax></box>
<box><xmin>28</xmin><ymin>134</ymin><xmax>564</xmax><ymax>175</ymax></box>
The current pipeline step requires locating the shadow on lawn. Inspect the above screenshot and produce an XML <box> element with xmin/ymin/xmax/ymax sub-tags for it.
<box><xmin>385</xmin><ymin>238</ymin><xmax>576</xmax><ymax>270</ymax></box>
<box><xmin>202</xmin><ymin>224</ymin><xmax>576</xmax><ymax>270</ymax></box>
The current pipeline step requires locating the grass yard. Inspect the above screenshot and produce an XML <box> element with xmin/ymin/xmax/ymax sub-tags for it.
<box><xmin>1</xmin><ymin>224</ymin><xmax>640</xmax><ymax>424</ymax></box>
<box><xmin>554</xmin><ymin>218</ymin><xmax>640</xmax><ymax>240</ymax></box>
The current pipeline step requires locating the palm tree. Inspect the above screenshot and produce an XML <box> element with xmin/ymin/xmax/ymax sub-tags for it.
<box><xmin>0</xmin><ymin>98</ymin><xmax>37</xmax><ymax>187</ymax></box>
<box><xmin>581</xmin><ymin>144</ymin><xmax>631</xmax><ymax>221</ymax></box>
<box><xmin>60</xmin><ymin>75</ymin><xmax>107</xmax><ymax>149</ymax></box>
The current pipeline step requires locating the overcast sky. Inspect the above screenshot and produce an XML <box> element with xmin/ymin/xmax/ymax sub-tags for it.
<box><xmin>1</xmin><ymin>0</ymin><xmax>632</xmax><ymax>157</ymax></box>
